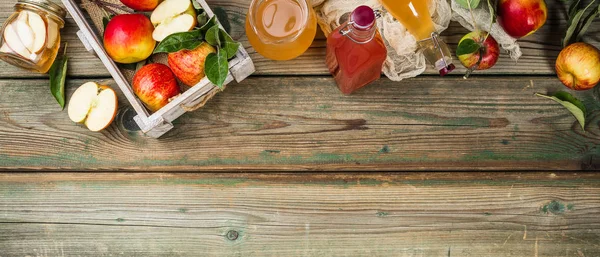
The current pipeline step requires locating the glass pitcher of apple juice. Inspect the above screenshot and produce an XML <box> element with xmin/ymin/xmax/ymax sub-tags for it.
<box><xmin>378</xmin><ymin>0</ymin><xmax>455</xmax><ymax>75</ymax></box>
<box><xmin>245</xmin><ymin>0</ymin><xmax>317</xmax><ymax>61</ymax></box>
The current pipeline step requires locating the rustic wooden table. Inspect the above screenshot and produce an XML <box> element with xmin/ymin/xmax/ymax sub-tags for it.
<box><xmin>1</xmin><ymin>0</ymin><xmax>600</xmax><ymax>256</ymax></box>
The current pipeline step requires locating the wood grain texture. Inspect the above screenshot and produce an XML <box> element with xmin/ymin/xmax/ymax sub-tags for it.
<box><xmin>0</xmin><ymin>0</ymin><xmax>597</xmax><ymax>77</ymax></box>
<box><xmin>0</xmin><ymin>172</ymin><xmax>599</xmax><ymax>256</ymax></box>
<box><xmin>1</xmin><ymin>77</ymin><xmax>599</xmax><ymax>171</ymax></box>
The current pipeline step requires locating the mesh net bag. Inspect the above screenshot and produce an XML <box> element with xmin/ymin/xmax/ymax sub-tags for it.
<box><xmin>450</xmin><ymin>1</ymin><xmax>522</xmax><ymax>60</ymax></box>
<box><xmin>312</xmin><ymin>0</ymin><xmax>522</xmax><ymax>81</ymax></box>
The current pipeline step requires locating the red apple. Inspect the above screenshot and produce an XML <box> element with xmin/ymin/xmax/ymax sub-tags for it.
<box><xmin>132</xmin><ymin>63</ymin><xmax>181</xmax><ymax>112</ymax></box>
<box><xmin>497</xmin><ymin>0</ymin><xmax>547</xmax><ymax>38</ymax></box>
<box><xmin>104</xmin><ymin>14</ymin><xmax>155</xmax><ymax>64</ymax></box>
<box><xmin>120</xmin><ymin>0</ymin><xmax>161</xmax><ymax>11</ymax></box>
<box><xmin>457</xmin><ymin>31</ymin><xmax>500</xmax><ymax>70</ymax></box>
<box><xmin>555</xmin><ymin>42</ymin><xmax>600</xmax><ymax>91</ymax></box>
<box><xmin>167</xmin><ymin>42</ymin><xmax>216</xmax><ymax>87</ymax></box>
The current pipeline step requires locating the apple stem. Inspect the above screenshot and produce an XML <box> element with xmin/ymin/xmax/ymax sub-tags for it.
<box><xmin>467</xmin><ymin>1</ymin><xmax>479</xmax><ymax>33</ymax></box>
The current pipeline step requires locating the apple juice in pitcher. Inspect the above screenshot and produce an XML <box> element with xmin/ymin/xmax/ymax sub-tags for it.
<box><xmin>379</xmin><ymin>0</ymin><xmax>455</xmax><ymax>75</ymax></box>
<box><xmin>245</xmin><ymin>0</ymin><xmax>317</xmax><ymax>60</ymax></box>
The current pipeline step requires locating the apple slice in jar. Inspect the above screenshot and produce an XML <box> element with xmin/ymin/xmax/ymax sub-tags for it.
<box><xmin>0</xmin><ymin>43</ymin><xmax>14</xmax><ymax>54</ymax></box>
<box><xmin>4</xmin><ymin>23</ymin><xmax>32</xmax><ymax>58</ymax></box>
<box><xmin>68</xmin><ymin>82</ymin><xmax>118</xmax><ymax>132</ymax></box>
<box><xmin>46</xmin><ymin>18</ymin><xmax>58</xmax><ymax>49</ymax></box>
<box><xmin>13</xmin><ymin>13</ymin><xmax>35</xmax><ymax>53</ymax></box>
<box><xmin>27</xmin><ymin>12</ymin><xmax>47</xmax><ymax>53</ymax></box>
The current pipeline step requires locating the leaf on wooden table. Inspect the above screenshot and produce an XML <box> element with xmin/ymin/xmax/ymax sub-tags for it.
<box><xmin>49</xmin><ymin>44</ymin><xmax>68</xmax><ymax>110</ymax></box>
<box><xmin>535</xmin><ymin>91</ymin><xmax>587</xmax><ymax>130</ymax></box>
<box><xmin>575</xmin><ymin>5</ymin><xmax>600</xmax><ymax>42</ymax></box>
<box><xmin>563</xmin><ymin>0</ymin><xmax>597</xmax><ymax>47</ymax></box>
<box><xmin>204</xmin><ymin>49</ymin><xmax>228</xmax><ymax>89</ymax></box>
<box><xmin>153</xmin><ymin>29</ymin><xmax>204</xmax><ymax>54</ymax></box>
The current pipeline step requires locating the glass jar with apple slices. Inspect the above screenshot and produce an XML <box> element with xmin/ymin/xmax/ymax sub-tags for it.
<box><xmin>0</xmin><ymin>0</ymin><xmax>66</xmax><ymax>73</ymax></box>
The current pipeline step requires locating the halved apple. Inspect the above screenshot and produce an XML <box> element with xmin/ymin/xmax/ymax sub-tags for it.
<box><xmin>3</xmin><ymin>23</ymin><xmax>32</xmax><ymax>59</ymax></box>
<box><xmin>68</xmin><ymin>82</ymin><xmax>118</xmax><ymax>132</ymax></box>
<box><xmin>150</xmin><ymin>0</ymin><xmax>196</xmax><ymax>41</ymax></box>
<box><xmin>27</xmin><ymin>12</ymin><xmax>47</xmax><ymax>53</ymax></box>
<box><xmin>153</xmin><ymin>14</ymin><xmax>196</xmax><ymax>41</ymax></box>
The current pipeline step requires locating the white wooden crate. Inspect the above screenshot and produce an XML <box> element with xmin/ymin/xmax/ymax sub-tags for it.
<box><xmin>62</xmin><ymin>0</ymin><xmax>255</xmax><ymax>138</ymax></box>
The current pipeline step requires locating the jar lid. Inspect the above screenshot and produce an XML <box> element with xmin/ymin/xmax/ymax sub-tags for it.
<box><xmin>17</xmin><ymin>0</ymin><xmax>66</xmax><ymax>22</ymax></box>
<box><xmin>351</xmin><ymin>5</ymin><xmax>375</xmax><ymax>30</ymax></box>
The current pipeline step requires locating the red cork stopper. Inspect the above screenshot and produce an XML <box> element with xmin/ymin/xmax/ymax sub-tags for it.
<box><xmin>352</xmin><ymin>5</ymin><xmax>375</xmax><ymax>30</ymax></box>
<box><xmin>439</xmin><ymin>64</ymin><xmax>456</xmax><ymax>76</ymax></box>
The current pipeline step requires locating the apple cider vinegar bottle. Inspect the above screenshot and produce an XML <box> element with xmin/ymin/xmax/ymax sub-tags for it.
<box><xmin>326</xmin><ymin>6</ymin><xmax>387</xmax><ymax>95</ymax></box>
<box><xmin>0</xmin><ymin>0</ymin><xmax>66</xmax><ymax>73</ymax></box>
<box><xmin>378</xmin><ymin>0</ymin><xmax>455</xmax><ymax>76</ymax></box>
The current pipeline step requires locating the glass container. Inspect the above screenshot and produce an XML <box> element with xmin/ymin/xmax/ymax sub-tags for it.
<box><xmin>0</xmin><ymin>0</ymin><xmax>66</xmax><ymax>73</ymax></box>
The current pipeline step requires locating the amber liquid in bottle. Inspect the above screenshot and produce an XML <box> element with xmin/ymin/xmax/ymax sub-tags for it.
<box><xmin>326</xmin><ymin>6</ymin><xmax>387</xmax><ymax>95</ymax></box>
<box><xmin>378</xmin><ymin>0</ymin><xmax>455</xmax><ymax>75</ymax></box>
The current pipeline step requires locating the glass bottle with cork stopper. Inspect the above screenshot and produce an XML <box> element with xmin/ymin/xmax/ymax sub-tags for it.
<box><xmin>0</xmin><ymin>0</ymin><xmax>66</xmax><ymax>73</ymax></box>
<box><xmin>326</xmin><ymin>5</ymin><xmax>387</xmax><ymax>95</ymax></box>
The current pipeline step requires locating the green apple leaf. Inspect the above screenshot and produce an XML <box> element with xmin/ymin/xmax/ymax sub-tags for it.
<box><xmin>49</xmin><ymin>44</ymin><xmax>68</xmax><ymax>110</ymax></box>
<box><xmin>205</xmin><ymin>25</ymin><xmax>221</xmax><ymax>47</ymax></box>
<box><xmin>219</xmin><ymin>29</ymin><xmax>235</xmax><ymax>44</ymax></box>
<box><xmin>456</xmin><ymin>0</ymin><xmax>481</xmax><ymax>9</ymax></box>
<box><xmin>205</xmin><ymin>49</ymin><xmax>229</xmax><ymax>89</ymax></box>
<box><xmin>191</xmin><ymin>0</ymin><xmax>202</xmax><ymax>11</ymax></box>
<box><xmin>200</xmin><ymin>16</ymin><xmax>218</xmax><ymax>34</ymax></box>
<box><xmin>563</xmin><ymin>0</ymin><xmax>597</xmax><ymax>47</ymax></box>
<box><xmin>575</xmin><ymin>6</ymin><xmax>599</xmax><ymax>42</ymax></box>
<box><xmin>535</xmin><ymin>91</ymin><xmax>587</xmax><ymax>130</ymax></box>
<box><xmin>218</xmin><ymin>28</ymin><xmax>240</xmax><ymax>58</ymax></box>
<box><xmin>153</xmin><ymin>29</ymin><xmax>204</xmax><ymax>54</ymax></box>
<box><xmin>456</xmin><ymin>38</ymin><xmax>481</xmax><ymax>56</ymax></box>
<box><xmin>223</xmin><ymin>41</ymin><xmax>241</xmax><ymax>59</ymax></box>
<box><xmin>197</xmin><ymin>12</ymin><xmax>209</xmax><ymax>27</ymax></box>
<box><xmin>568</xmin><ymin>0</ymin><xmax>582</xmax><ymax>18</ymax></box>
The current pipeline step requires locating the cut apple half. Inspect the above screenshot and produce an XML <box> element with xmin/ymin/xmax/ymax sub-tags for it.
<box><xmin>4</xmin><ymin>23</ymin><xmax>32</xmax><ymax>59</ymax></box>
<box><xmin>27</xmin><ymin>12</ymin><xmax>47</xmax><ymax>53</ymax></box>
<box><xmin>68</xmin><ymin>82</ymin><xmax>118</xmax><ymax>132</ymax></box>
<box><xmin>46</xmin><ymin>19</ymin><xmax>58</xmax><ymax>49</ymax></box>
<box><xmin>150</xmin><ymin>0</ymin><xmax>194</xmax><ymax>25</ymax></box>
<box><xmin>152</xmin><ymin>14</ymin><xmax>195</xmax><ymax>41</ymax></box>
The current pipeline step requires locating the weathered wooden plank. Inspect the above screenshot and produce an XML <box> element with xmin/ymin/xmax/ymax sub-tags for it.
<box><xmin>0</xmin><ymin>0</ymin><xmax>596</xmax><ymax>77</ymax></box>
<box><xmin>0</xmin><ymin>77</ymin><xmax>599</xmax><ymax>171</ymax></box>
<box><xmin>0</xmin><ymin>172</ymin><xmax>599</xmax><ymax>256</ymax></box>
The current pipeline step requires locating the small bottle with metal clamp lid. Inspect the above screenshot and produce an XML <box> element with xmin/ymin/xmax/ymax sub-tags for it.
<box><xmin>326</xmin><ymin>5</ymin><xmax>387</xmax><ymax>95</ymax></box>
<box><xmin>0</xmin><ymin>0</ymin><xmax>66</xmax><ymax>73</ymax></box>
